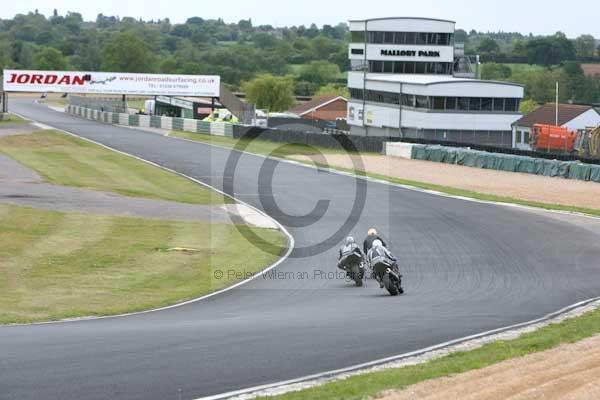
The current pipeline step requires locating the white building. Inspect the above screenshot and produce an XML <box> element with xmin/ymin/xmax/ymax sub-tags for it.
<box><xmin>347</xmin><ymin>17</ymin><xmax>524</xmax><ymax>147</ymax></box>
<box><xmin>512</xmin><ymin>103</ymin><xmax>600</xmax><ymax>150</ymax></box>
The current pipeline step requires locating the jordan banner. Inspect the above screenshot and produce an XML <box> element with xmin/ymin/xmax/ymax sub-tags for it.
<box><xmin>2</xmin><ymin>69</ymin><xmax>220</xmax><ymax>97</ymax></box>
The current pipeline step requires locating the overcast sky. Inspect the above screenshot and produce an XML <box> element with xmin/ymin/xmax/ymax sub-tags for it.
<box><xmin>1</xmin><ymin>0</ymin><xmax>598</xmax><ymax>38</ymax></box>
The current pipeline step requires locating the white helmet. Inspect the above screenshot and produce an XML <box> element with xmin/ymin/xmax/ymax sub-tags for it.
<box><xmin>372</xmin><ymin>239</ymin><xmax>383</xmax><ymax>248</ymax></box>
<box><xmin>345</xmin><ymin>236</ymin><xmax>355</xmax><ymax>246</ymax></box>
<box><xmin>368</xmin><ymin>228</ymin><xmax>378</xmax><ymax>236</ymax></box>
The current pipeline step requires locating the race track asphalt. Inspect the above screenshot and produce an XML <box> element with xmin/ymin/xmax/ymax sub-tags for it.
<box><xmin>3</xmin><ymin>99</ymin><xmax>600</xmax><ymax>400</ymax></box>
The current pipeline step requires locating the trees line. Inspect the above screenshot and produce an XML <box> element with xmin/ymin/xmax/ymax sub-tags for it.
<box><xmin>1</xmin><ymin>11</ymin><xmax>599</xmax><ymax>111</ymax></box>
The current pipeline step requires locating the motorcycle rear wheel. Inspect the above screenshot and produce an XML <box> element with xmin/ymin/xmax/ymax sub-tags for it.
<box><xmin>383</xmin><ymin>274</ymin><xmax>399</xmax><ymax>296</ymax></box>
<box><xmin>350</xmin><ymin>264</ymin><xmax>363</xmax><ymax>287</ymax></box>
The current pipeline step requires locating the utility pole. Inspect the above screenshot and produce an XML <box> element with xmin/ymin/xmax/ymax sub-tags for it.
<box><xmin>555</xmin><ymin>81</ymin><xmax>559</xmax><ymax>126</ymax></box>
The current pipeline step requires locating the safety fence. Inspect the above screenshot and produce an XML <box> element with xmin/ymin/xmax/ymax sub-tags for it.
<box><xmin>66</xmin><ymin>105</ymin><xmax>233</xmax><ymax>137</ymax></box>
<box><xmin>232</xmin><ymin>126</ymin><xmax>392</xmax><ymax>153</ymax></box>
<box><xmin>386</xmin><ymin>142</ymin><xmax>600</xmax><ymax>183</ymax></box>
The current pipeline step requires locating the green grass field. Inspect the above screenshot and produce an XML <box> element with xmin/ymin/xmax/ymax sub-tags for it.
<box><xmin>0</xmin><ymin>203</ymin><xmax>286</xmax><ymax>324</ymax></box>
<box><xmin>504</xmin><ymin>63</ymin><xmax>547</xmax><ymax>74</ymax></box>
<box><xmin>0</xmin><ymin>131</ymin><xmax>227</xmax><ymax>204</ymax></box>
<box><xmin>266</xmin><ymin>306</ymin><xmax>600</xmax><ymax>399</ymax></box>
<box><xmin>126</xmin><ymin>99</ymin><xmax>147</xmax><ymax>111</ymax></box>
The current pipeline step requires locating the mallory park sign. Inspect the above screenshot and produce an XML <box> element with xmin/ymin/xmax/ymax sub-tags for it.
<box><xmin>2</xmin><ymin>69</ymin><xmax>221</xmax><ymax>97</ymax></box>
<box><xmin>380</xmin><ymin>49</ymin><xmax>441</xmax><ymax>57</ymax></box>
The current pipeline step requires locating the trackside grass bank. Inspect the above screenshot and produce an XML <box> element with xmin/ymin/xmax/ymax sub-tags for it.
<box><xmin>0</xmin><ymin>130</ymin><xmax>227</xmax><ymax>204</ymax></box>
<box><xmin>0</xmin><ymin>204</ymin><xmax>286</xmax><ymax>324</ymax></box>
<box><xmin>0</xmin><ymin>113</ymin><xmax>28</xmax><ymax>124</ymax></box>
<box><xmin>170</xmin><ymin>130</ymin><xmax>363</xmax><ymax>158</ymax></box>
<box><xmin>264</xmin><ymin>307</ymin><xmax>600</xmax><ymax>400</ymax></box>
<box><xmin>311</xmin><ymin>163</ymin><xmax>600</xmax><ymax>218</ymax></box>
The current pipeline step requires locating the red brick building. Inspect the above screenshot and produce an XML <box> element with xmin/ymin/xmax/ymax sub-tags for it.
<box><xmin>288</xmin><ymin>95</ymin><xmax>348</xmax><ymax>122</ymax></box>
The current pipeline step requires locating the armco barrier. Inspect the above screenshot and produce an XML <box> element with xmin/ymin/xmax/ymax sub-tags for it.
<box><xmin>66</xmin><ymin>105</ymin><xmax>234</xmax><ymax>138</ymax></box>
<box><xmin>401</xmin><ymin>143</ymin><xmax>600</xmax><ymax>183</ymax></box>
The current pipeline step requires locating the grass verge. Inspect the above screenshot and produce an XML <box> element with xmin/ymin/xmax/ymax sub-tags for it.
<box><xmin>265</xmin><ymin>306</ymin><xmax>600</xmax><ymax>400</ymax></box>
<box><xmin>0</xmin><ymin>203</ymin><xmax>286</xmax><ymax>324</ymax></box>
<box><xmin>0</xmin><ymin>130</ymin><xmax>227</xmax><ymax>204</ymax></box>
<box><xmin>170</xmin><ymin>130</ymin><xmax>361</xmax><ymax>158</ymax></box>
<box><xmin>0</xmin><ymin>113</ymin><xmax>28</xmax><ymax>124</ymax></box>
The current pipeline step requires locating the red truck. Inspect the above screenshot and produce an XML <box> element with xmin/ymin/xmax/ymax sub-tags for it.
<box><xmin>531</xmin><ymin>124</ymin><xmax>577</xmax><ymax>153</ymax></box>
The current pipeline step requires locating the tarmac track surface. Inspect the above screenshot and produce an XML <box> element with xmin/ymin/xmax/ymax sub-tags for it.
<box><xmin>3</xmin><ymin>99</ymin><xmax>600</xmax><ymax>400</ymax></box>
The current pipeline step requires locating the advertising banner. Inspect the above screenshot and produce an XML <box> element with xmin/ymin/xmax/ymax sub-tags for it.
<box><xmin>2</xmin><ymin>69</ymin><xmax>220</xmax><ymax>97</ymax></box>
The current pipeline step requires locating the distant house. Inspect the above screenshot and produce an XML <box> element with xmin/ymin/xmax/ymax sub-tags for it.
<box><xmin>288</xmin><ymin>95</ymin><xmax>348</xmax><ymax>122</ymax></box>
<box><xmin>581</xmin><ymin>64</ymin><xmax>600</xmax><ymax>78</ymax></box>
<box><xmin>512</xmin><ymin>103</ymin><xmax>600</xmax><ymax>150</ymax></box>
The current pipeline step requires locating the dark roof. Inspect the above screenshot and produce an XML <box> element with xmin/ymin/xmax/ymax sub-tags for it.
<box><xmin>288</xmin><ymin>95</ymin><xmax>347</xmax><ymax>116</ymax></box>
<box><xmin>512</xmin><ymin>103</ymin><xmax>597</xmax><ymax>128</ymax></box>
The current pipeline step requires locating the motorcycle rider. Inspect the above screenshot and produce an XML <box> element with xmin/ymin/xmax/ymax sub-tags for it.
<box><xmin>338</xmin><ymin>236</ymin><xmax>364</xmax><ymax>270</ymax></box>
<box><xmin>367</xmin><ymin>239</ymin><xmax>403</xmax><ymax>293</ymax></box>
<box><xmin>363</xmin><ymin>228</ymin><xmax>387</xmax><ymax>254</ymax></box>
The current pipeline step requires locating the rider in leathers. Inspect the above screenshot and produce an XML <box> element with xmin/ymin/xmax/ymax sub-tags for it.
<box><xmin>338</xmin><ymin>236</ymin><xmax>364</xmax><ymax>270</ymax></box>
<box><xmin>367</xmin><ymin>239</ymin><xmax>403</xmax><ymax>293</ymax></box>
<box><xmin>363</xmin><ymin>228</ymin><xmax>387</xmax><ymax>254</ymax></box>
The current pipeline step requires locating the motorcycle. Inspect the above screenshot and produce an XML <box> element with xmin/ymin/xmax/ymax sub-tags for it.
<box><xmin>372</xmin><ymin>262</ymin><xmax>403</xmax><ymax>296</ymax></box>
<box><xmin>338</xmin><ymin>251</ymin><xmax>365</xmax><ymax>287</ymax></box>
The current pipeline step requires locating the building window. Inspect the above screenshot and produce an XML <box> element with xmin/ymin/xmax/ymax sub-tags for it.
<box><xmin>524</xmin><ymin>131</ymin><xmax>530</xmax><ymax>144</ymax></box>
<box><xmin>351</xmin><ymin>31</ymin><xmax>366</xmax><ymax>43</ymax></box>
<box><xmin>458</xmin><ymin>97</ymin><xmax>470</xmax><ymax>110</ymax></box>
<box><xmin>481</xmin><ymin>98</ymin><xmax>493</xmax><ymax>111</ymax></box>
<box><xmin>368</xmin><ymin>61</ymin><xmax>452</xmax><ymax>75</ymax></box>
<box><xmin>446</xmin><ymin>97</ymin><xmax>457</xmax><ymax>110</ymax></box>
<box><xmin>383</xmin><ymin>61</ymin><xmax>394</xmax><ymax>73</ymax></box>
<box><xmin>393</xmin><ymin>61</ymin><xmax>404</xmax><ymax>74</ymax></box>
<box><xmin>417</xmin><ymin>32</ymin><xmax>428</xmax><ymax>45</ymax></box>
<box><xmin>363</xmin><ymin>31</ymin><xmax>454</xmax><ymax>45</ymax></box>
<box><xmin>433</xmin><ymin>97</ymin><xmax>445</xmax><ymax>110</ymax></box>
<box><xmin>469</xmin><ymin>97</ymin><xmax>481</xmax><ymax>111</ymax></box>
<box><xmin>401</xmin><ymin>94</ymin><xmax>415</xmax><ymax>107</ymax></box>
<box><xmin>416</xmin><ymin>95</ymin><xmax>430</xmax><ymax>108</ymax></box>
<box><xmin>370</xmin><ymin>31</ymin><xmax>384</xmax><ymax>44</ymax></box>
<box><xmin>357</xmin><ymin>89</ymin><xmax>521</xmax><ymax>114</ymax></box>
<box><xmin>384</xmin><ymin>32</ymin><xmax>395</xmax><ymax>44</ymax></box>
<box><xmin>493</xmin><ymin>98</ymin><xmax>505</xmax><ymax>111</ymax></box>
<box><xmin>370</xmin><ymin>61</ymin><xmax>383</xmax><ymax>73</ymax></box>
<box><xmin>427</xmin><ymin>33</ymin><xmax>438</xmax><ymax>45</ymax></box>
<box><xmin>394</xmin><ymin>32</ymin><xmax>406</xmax><ymax>44</ymax></box>
<box><xmin>505</xmin><ymin>98</ymin><xmax>518</xmax><ymax>112</ymax></box>
<box><xmin>516</xmin><ymin>130</ymin><xmax>522</xmax><ymax>143</ymax></box>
